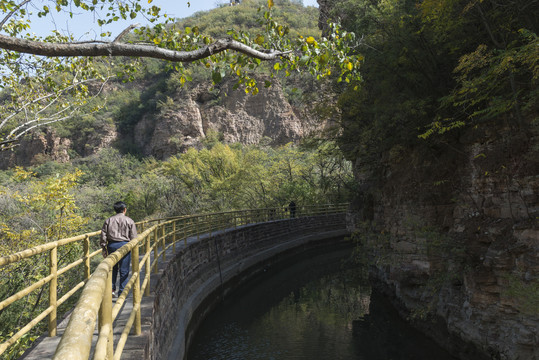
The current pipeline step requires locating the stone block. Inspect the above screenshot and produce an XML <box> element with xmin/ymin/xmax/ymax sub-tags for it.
<box><xmin>393</xmin><ymin>240</ymin><xmax>417</xmax><ymax>253</ymax></box>
<box><xmin>514</xmin><ymin>229</ymin><xmax>539</xmax><ymax>243</ymax></box>
<box><xmin>484</xmin><ymin>207</ymin><xmax>501</xmax><ymax>218</ymax></box>
<box><xmin>499</xmin><ymin>206</ymin><xmax>514</xmax><ymax>219</ymax></box>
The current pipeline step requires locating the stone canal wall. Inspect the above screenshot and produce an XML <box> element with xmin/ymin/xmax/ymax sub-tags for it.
<box><xmin>148</xmin><ymin>214</ymin><xmax>350</xmax><ymax>360</ymax></box>
<box><xmin>347</xmin><ymin>127</ymin><xmax>539</xmax><ymax>360</ymax></box>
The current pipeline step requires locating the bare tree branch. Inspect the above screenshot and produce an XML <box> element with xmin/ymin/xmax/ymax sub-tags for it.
<box><xmin>0</xmin><ymin>138</ymin><xmax>17</xmax><ymax>146</ymax></box>
<box><xmin>0</xmin><ymin>78</ymin><xmax>104</xmax><ymax>131</ymax></box>
<box><xmin>113</xmin><ymin>24</ymin><xmax>140</xmax><ymax>43</ymax></box>
<box><xmin>0</xmin><ymin>35</ymin><xmax>290</xmax><ymax>61</ymax></box>
<box><xmin>0</xmin><ymin>77</ymin><xmax>112</xmax><ymax>151</ymax></box>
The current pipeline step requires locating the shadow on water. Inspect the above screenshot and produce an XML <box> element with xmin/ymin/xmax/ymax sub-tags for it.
<box><xmin>186</xmin><ymin>244</ymin><xmax>457</xmax><ymax>360</ymax></box>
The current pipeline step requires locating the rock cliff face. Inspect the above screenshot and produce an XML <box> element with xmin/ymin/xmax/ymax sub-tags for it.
<box><xmin>0</xmin><ymin>76</ymin><xmax>319</xmax><ymax>167</ymax></box>
<box><xmin>350</xmin><ymin>127</ymin><xmax>539</xmax><ymax>360</ymax></box>
<box><xmin>134</xmin><ymin>78</ymin><xmax>308</xmax><ymax>159</ymax></box>
<box><xmin>0</xmin><ymin>129</ymin><xmax>71</xmax><ymax>169</ymax></box>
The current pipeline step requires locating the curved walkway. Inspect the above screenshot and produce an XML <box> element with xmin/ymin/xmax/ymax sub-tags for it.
<box><xmin>20</xmin><ymin>215</ymin><xmax>349</xmax><ymax>360</ymax></box>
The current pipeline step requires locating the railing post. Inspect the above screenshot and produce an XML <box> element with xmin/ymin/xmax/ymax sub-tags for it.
<box><xmin>132</xmin><ymin>244</ymin><xmax>142</xmax><ymax>335</ymax></box>
<box><xmin>98</xmin><ymin>268</ymin><xmax>114</xmax><ymax>359</ymax></box>
<box><xmin>173</xmin><ymin>221</ymin><xmax>177</xmax><ymax>252</ymax></box>
<box><xmin>83</xmin><ymin>235</ymin><xmax>90</xmax><ymax>280</ymax></box>
<box><xmin>183</xmin><ymin>219</ymin><xmax>187</xmax><ymax>246</ymax></box>
<box><xmin>153</xmin><ymin>228</ymin><xmax>158</xmax><ymax>274</ymax></box>
<box><xmin>196</xmin><ymin>217</ymin><xmax>200</xmax><ymax>241</ymax></box>
<box><xmin>145</xmin><ymin>234</ymin><xmax>151</xmax><ymax>296</ymax></box>
<box><xmin>48</xmin><ymin>246</ymin><xmax>57</xmax><ymax>337</ymax></box>
<box><xmin>161</xmin><ymin>224</ymin><xmax>166</xmax><ymax>262</ymax></box>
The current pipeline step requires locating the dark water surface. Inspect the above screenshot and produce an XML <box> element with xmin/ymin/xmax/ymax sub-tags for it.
<box><xmin>186</xmin><ymin>246</ymin><xmax>457</xmax><ymax>360</ymax></box>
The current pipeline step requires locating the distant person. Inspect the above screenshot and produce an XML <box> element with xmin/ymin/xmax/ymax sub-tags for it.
<box><xmin>100</xmin><ymin>201</ymin><xmax>137</xmax><ymax>297</ymax></box>
<box><xmin>288</xmin><ymin>201</ymin><xmax>296</xmax><ymax>218</ymax></box>
<box><xmin>269</xmin><ymin>207</ymin><xmax>276</xmax><ymax>220</ymax></box>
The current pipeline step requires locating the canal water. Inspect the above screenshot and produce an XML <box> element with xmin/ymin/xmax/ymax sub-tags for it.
<box><xmin>186</xmin><ymin>245</ymin><xmax>457</xmax><ymax>360</ymax></box>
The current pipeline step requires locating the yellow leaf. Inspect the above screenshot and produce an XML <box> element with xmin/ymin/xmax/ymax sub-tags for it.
<box><xmin>268</xmin><ymin>0</ymin><xmax>274</xmax><ymax>8</ymax></box>
<box><xmin>346</xmin><ymin>62</ymin><xmax>353</xmax><ymax>71</ymax></box>
<box><xmin>255</xmin><ymin>35</ymin><xmax>264</xmax><ymax>45</ymax></box>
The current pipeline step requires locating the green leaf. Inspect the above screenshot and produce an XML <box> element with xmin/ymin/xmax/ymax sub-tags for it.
<box><xmin>212</xmin><ymin>70</ymin><xmax>222</xmax><ymax>84</ymax></box>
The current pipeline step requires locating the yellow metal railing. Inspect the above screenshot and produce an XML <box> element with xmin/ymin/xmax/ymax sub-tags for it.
<box><xmin>0</xmin><ymin>204</ymin><xmax>348</xmax><ymax>359</ymax></box>
<box><xmin>0</xmin><ymin>218</ymin><xmax>164</xmax><ymax>358</ymax></box>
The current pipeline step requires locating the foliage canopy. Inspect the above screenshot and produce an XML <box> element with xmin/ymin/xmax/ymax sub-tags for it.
<box><xmin>332</xmin><ymin>0</ymin><xmax>538</xmax><ymax>164</ymax></box>
<box><xmin>0</xmin><ymin>0</ymin><xmax>363</xmax><ymax>149</ymax></box>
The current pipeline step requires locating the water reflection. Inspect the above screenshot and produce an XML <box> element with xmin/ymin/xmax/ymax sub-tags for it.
<box><xmin>187</xmin><ymin>246</ymin><xmax>456</xmax><ymax>360</ymax></box>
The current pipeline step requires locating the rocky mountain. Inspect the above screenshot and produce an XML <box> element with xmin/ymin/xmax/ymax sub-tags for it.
<box><xmin>132</xmin><ymin>77</ymin><xmax>318</xmax><ymax>159</ymax></box>
<box><xmin>0</xmin><ymin>75</ymin><xmax>328</xmax><ymax>168</ymax></box>
<box><xmin>0</xmin><ymin>0</ymin><xmax>326</xmax><ymax>169</ymax></box>
<box><xmin>0</xmin><ymin>130</ymin><xmax>71</xmax><ymax>169</ymax></box>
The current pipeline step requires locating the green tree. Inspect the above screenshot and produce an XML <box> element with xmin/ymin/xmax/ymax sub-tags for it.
<box><xmin>330</xmin><ymin>0</ymin><xmax>537</xmax><ymax>163</ymax></box>
<box><xmin>0</xmin><ymin>167</ymin><xmax>88</xmax><ymax>247</ymax></box>
<box><xmin>160</xmin><ymin>141</ymin><xmax>354</xmax><ymax>213</ymax></box>
<box><xmin>0</xmin><ymin>168</ymin><xmax>88</xmax><ymax>359</ymax></box>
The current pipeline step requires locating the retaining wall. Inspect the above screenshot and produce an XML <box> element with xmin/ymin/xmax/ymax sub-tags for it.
<box><xmin>148</xmin><ymin>214</ymin><xmax>349</xmax><ymax>360</ymax></box>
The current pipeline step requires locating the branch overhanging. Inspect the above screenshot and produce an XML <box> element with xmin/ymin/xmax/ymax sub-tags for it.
<box><xmin>0</xmin><ymin>35</ymin><xmax>291</xmax><ymax>61</ymax></box>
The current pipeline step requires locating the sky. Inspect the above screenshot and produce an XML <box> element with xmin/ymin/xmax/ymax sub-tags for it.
<box><xmin>27</xmin><ymin>0</ymin><xmax>319</xmax><ymax>40</ymax></box>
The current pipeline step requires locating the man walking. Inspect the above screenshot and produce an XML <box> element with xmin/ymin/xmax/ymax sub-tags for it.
<box><xmin>100</xmin><ymin>201</ymin><xmax>137</xmax><ymax>297</ymax></box>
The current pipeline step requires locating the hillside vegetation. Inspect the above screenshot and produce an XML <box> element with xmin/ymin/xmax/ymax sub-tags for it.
<box><xmin>49</xmin><ymin>0</ymin><xmax>323</xmax><ymax>156</ymax></box>
<box><xmin>331</xmin><ymin>0</ymin><xmax>537</xmax><ymax>166</ymax></box>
